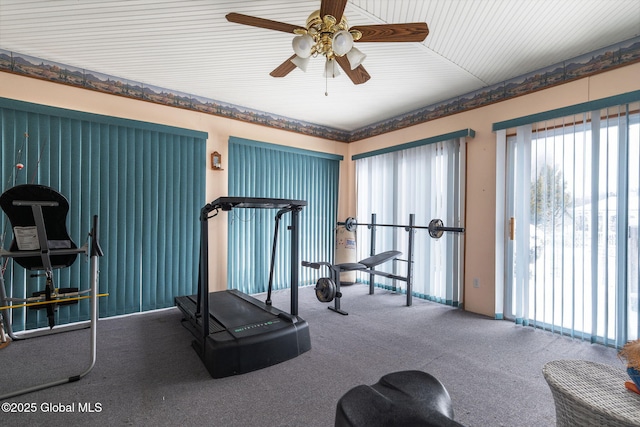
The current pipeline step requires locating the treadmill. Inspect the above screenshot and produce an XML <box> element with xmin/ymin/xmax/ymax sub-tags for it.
<box><xmin>175</xmin><ymin>197</ymin><xmax>311</xmax><ymax>378</ymax></box>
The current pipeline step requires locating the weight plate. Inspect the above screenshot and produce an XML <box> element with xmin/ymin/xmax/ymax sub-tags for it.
<box><xmin>428</xmin><ymin>218</ymin><xmax>444</xmax><ymax>239</ymax></box>
<box><xmin>344</xmin><ymin>217</ymin><xmax>357</xmax><ymax>232</ymax></box>
<box><xmin>315</xmin><ymin>277</ymin><xmax>336</xmax><ymax>302</ymax></box>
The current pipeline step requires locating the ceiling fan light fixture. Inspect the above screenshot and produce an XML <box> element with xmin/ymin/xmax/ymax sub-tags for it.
<box><xmin>292</xmin><ymin>34</ymin><xmax>314</xmax><ymax>58</ymax></box>
<box><xmin>323</xmin><ymin>58</ymin><xmax>340</xmax><ymax>78</ymax></box>
<box><xmin>332</xmin><ymin>29</ymin><xmax>353</xmax><ymax>56</ymax></box>
<box><xmin>346</xmin><ymin>47</ymin><xmax>366</xmax><ymax>70</ymax></box>
<box><xmin>226</xmin><ymin>6</ymin><xmax>429</xmax><ymax>86</ymax></box>
<box><xmin>291</xmin><ymin>55</ymin><xmax>310</xmax><ymax>72</ymax></box>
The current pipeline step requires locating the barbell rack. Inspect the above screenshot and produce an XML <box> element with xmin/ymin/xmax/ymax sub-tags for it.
<box><xmin>339</xmin><ymin>213</ymin><xmax>464</xmax><ymax>306</ymax></box>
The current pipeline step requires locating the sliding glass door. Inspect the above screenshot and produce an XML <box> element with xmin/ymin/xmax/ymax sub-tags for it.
<box><xmin>504</xmin><ymin>101</ymin><xmax>639</xmax><ymax>346</ymax></box>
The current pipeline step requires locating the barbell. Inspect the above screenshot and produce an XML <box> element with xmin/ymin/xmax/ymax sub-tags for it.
<box><xmin>0</xmin><ymin>293</ymin><xmax>109</xmax><ymax>310</ymax></box>
<box><xmin>340</xmin><ymin>217</ymin><xmax>464</xmax><ymax>239</ymax></box>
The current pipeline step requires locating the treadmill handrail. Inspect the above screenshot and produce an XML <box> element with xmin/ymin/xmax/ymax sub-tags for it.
<box><xmin>201</xmin><ymin>197</ymin><xmax>306</xmax><ymax>218</ymax></box>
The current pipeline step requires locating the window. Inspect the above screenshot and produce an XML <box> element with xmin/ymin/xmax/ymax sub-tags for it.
<box><xmin>499</xmin><ymin>96</ymin><xmax>640</xmax><ymax>346</ymax></box>
<box><xmin>354</xmin><ymin>130</ymin><xmax>470</xmax><ymax>305</ymax></box>
<box><xmin>227</xmin><ymin>137</ymin><xmax>341</xmax><ymax>294</ymax></box>
<box><xmin>0</xmin><ymin>99</ymin><xmax>206</xmax><ymax>330</ymax></box>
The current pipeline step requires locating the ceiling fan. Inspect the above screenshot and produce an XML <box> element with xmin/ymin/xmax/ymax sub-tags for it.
<box><xmin>226</xmin><ymin>0</ymin><xmax>429</xmax><ymax>85</ymax></box>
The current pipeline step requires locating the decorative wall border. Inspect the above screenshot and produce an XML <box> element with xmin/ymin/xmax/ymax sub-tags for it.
<box><xmin>1</xmin><ymin>36</ymin><xmax>639</xmax><ymax>143</ymax></box>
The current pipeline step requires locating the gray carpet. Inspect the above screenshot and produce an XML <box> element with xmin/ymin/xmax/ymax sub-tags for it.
<box><xmin>0</xmin><ymin>284</ymin><xmax>623</xmax><ymax>426</ymax></box>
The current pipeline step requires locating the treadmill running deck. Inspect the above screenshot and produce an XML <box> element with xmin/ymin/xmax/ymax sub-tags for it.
<box><xmin>176</xmin><ymin>289</ymin><xmax>311</xmax><ymax>378</ymax></box>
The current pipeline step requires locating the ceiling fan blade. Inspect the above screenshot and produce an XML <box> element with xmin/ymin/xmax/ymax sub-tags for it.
<box><xmin>270</xmin><ymin>55</ymin><xmax>298</xmax><ymax>78</ymax></box>
<box><xmin>351</xmin><ymin>23</ymin><xmax>430</xmax><ymax>42</ymax></box>
<box><xmin>335</xmin><ymin>56</ymin><xmax>371</xmax><ymax>85</ymax></box>
<box><xmin>226</xmin><ymin>12</ymin><xmax>303</xmax><ymax>34</ymax></box>
<box><xmin>320</xmin><ymin>0</ymin><xmax>348</xmax><ymax>22</ymax></box>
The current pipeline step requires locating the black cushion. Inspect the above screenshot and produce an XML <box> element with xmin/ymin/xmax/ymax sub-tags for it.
<box><xmin>335</xmin><ymin>370</ymin><xmax>465</xmax><ymax>427</ymax></box>
<box><xmin>335</xmin><ymin>262</ymin><xmax>367</xmax><ymax>272</ymax></box>
<box><xmin>358</xmin><ymin>250</ymin><xmax>402</xmax><ymax>268</ymax></box>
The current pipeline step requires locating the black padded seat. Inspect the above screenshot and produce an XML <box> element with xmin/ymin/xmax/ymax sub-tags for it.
<box><xmin>358</xmin><ymin>250</ymin><xmax>402</xmax><ymax>268</ymax></box>
<box><xmin>335</xmin><ymin>370</ymin><xmax>465</xmax><ymax>427</ymax></box>
<box><xmin>334</xmin><ymin>251</ymin><xmax>401</xmax><ymax>272</ymax></box>
<box><xmin>334</xmin><ymin>262</ymin><xmax>368</xmax><ymax>271</ymax></box>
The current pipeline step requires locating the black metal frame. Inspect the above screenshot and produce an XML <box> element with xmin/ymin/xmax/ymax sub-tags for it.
<box><xmin>365</xmin><ymin>213</ymin><xmax>416</xmax><ymax>306</ymax></box>
<box><xmin>195</xmin><ymin>197</ymin><xmax>306</xmax><ymax>340</ymax></box>
<box><xmin>344</xmin><ymin>213</ymin><xmax>464</xmax><ymax>306</ymax></box>
<box><xmin>304</xmin><ymin>212</ymin><xmax>465</xmax><ymax>315</ymax></box>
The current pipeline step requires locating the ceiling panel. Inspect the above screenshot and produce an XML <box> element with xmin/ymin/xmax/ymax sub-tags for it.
<box><xmin>1</xmin><ymin>0</ymin><xmax>639</xmax><ymax>132</ymax></box>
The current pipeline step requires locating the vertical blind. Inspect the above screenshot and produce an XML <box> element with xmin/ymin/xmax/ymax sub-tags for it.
<box><xmin>227</xmin><ymin>137</ymin><xmax>341</xmax><ymax>294</ymax></box>
<box><xmin>354</xmin><ymin>132</ymin><xmax>468</xmax><ymax>305</ymax></box>
<box><xmin>0</xmin><ymin>98</ymin><xmax>206</xmax><ymax>331</ymax></box>
<box><xmin>501</xmin><ymin>95</ymin><xmax>640</xmax><ymax>346</ymax></box>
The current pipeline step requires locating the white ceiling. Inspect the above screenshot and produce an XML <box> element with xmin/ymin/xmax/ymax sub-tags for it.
<box><xmin>1</xmin><ymin>0</ymin><xmax>639</xmax><ymax>133</ymax></box>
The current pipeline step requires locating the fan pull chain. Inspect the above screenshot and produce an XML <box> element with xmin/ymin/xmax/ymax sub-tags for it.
<box><xmin>325</xmin><ymin>73</ymin><xmax>329</xmax><ymax>96</ymax></box>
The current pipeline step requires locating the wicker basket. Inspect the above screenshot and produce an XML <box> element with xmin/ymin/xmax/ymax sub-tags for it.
<box><xmin>543</xmin><ymin>360</ymin><xmax>640</xmax><ymax>427</ymax></box>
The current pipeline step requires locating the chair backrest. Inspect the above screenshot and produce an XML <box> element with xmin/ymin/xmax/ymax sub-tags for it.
<box><xmin>0</xmin><ymin>184</ymin><xmax>78</xmax><ymax>270</ymax></box>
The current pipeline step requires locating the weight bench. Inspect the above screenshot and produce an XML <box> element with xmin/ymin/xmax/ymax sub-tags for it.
<box><xmin>0</xmin><ymin>184</ymin><xmax>103</xmax><ymax>399</ymax></box>
<box><xmin>302</xmin><ymin>250</ymin><xmax>402</xmax><ymax>315</ymax></box>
